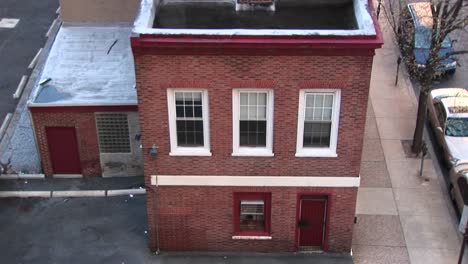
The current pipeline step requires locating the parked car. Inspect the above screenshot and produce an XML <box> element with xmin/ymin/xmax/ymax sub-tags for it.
<box><xmin>400</xmin><ymin>2</ymin><xmax>457</xmax><ymax>75</ymax></box>
<box><xmin>427</xmin><ymin>88</ymin><xmax>468</xmax><ymax>167</ymax></box>
<box><xmin>450</xmin><ymin>162</ymin><xmax>468</xmax><ymax>214</ymax></box>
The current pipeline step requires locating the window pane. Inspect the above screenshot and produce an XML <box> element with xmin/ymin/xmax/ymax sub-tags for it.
<box><xmin>324</xmin><ymin>95</ymin><xmax>333</xmax><ymax>107</ymax></box>
<box><xmin>175</xmin><ymin>92</ymin><xmax>184</xmax><ymax>105</ymax></box>
<box><xmin>240</xmin><ymin>93</ymin><xmax>249</xmax><ymax>105</ymax></box>
<box><xmin>305</xmin><ymin>108</ymin><xmax>313</xmax><ymax>120</ymax></box>
<box><xmin>248</xmin><ymin>93</ymin><xmax>257</xmax><ymax>105</ymax></box>
<box><xmin>323</xmin><ymin>108</ymin><xmax>332</xmax><ymax>120</ymax></box>
<box><xmin>303</xmin><ymin>122</ymin><xmax>331</xmax><ymax>147</ymax></box>
<box><xmin>240</xmin><ymin>200</ymin><xmax>265</xmax><ymax>232</ymax></box>
<box><xmin>194</xmin><ymin>106</ymin><xmax>203</xmax><ymax>118</ymax></box>
<box><xmin>248</xmin><ymin>106</ymin><xmax>257</xmax><ymax>119</ymax></box>
<box><xmin>193</xmin><ymin>92</ymin><xmax>202</xmax><ymax>105</ymax></box>
<box><xmin>258</xmin><ymin>106</ymin><xmax>266</xmax><ymax>119</ymax></box>
<box><xmin>176</xmin><ymin>106</ymin><xmax>185</xmax><ymax>118</ymax></box>
<box><xmin>240</xmin><ymin>105</ymin><xmax>248</xmax><ymax>119</ymax></box>
<box><xmin>240</xmin><ymin>121</ymin><xmax>266</xmax><ymax>147</ymax></box>
<box><xmin>313</xmin><ymin>108</ymin><xmax>323</xmax><ymax>120</ymax></box>
<box><xmin>183</xmin><ymin>92</ymin><xmax>193</xmax><ymax>105</ymax></box>
<box><xmin>258</xmin><ymin>93</ymin><xmax>267</xmax><ymax>106</ymax></box>
<box><xmin>184</xmin><ymin>105</ymin><xmax>194</xmax><ymax>118</ymax></box>
<box><xmin>306</xmin><ymin>94</ymin><xmax>314</xmax><ymax>107</ymax></box>
<box><xmin>176</xmin><ymin>120</ymin><xmax>204</xmax><ymax>146</ymax></box>
<box><xmin>315</xmin><ymin>94</ymin><xmax>324</xmax><ymax>107</ymax></box>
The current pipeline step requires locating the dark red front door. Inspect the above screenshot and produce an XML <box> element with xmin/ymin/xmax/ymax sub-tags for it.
<box><xmin>46</xmin><ymin>127</ymin><xmax>81</xmax><ymax>174</ymax></box>
<box><xmin>298</xmin><ymin>198</ymin><xmax>327</xmax><ymax>248</ymax></box>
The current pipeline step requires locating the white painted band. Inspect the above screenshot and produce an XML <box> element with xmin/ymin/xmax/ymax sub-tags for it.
<box><xmin>45</xmin><ymin>19</ymin><xmax>57</xmax><ymax>37</ymax></box>
<box><xmin>52</xmin><ymin>190</ymin><xmax>106</xmax><ymax>197</ymax></box>
<box><xmin>28</xmin><ymin>48</ymin><xmax>42</xmax><ymax>69</ymax></box>
<box><xmin>0</xmin><ymin>113</ymin><xmax>13</xmax><ymax>140</ymax></box>
<box><xmin>13</xmin><ymin>75</ymin><xmax>28</xmax><ymax>99</ymax></box>
<box><xmin>107</xmin><ymin>189</ymin><xmax>146</xmax><ymax>196</ymax></box>
<box><xmin>0</xmin><ymin>174</ymin><xmax>45</xmax><ymax>180</ymax></box>
<box><xmin>151</xmin><ymin>175</ymin><xmax>360</xmax><ymax>187</ymax></box>
<box><xmin>232</xmin><ymin>236</ymin><xmax>272</xmax><ymax>240</ymax></box>
<box><xmin>0</xmin><ymin>191</ymin><xmax>51</xmax><ymax>198</ymax></box>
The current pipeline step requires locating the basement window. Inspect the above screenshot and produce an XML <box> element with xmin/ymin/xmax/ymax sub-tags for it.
<box><xmin>234</xmin><ymin>193</ymin><xmax>271</xmax><ymax>236</ymax></box>
<box><xmin>95</xmin><ymin>113</ymin><xmax>131</xmax><ymax>153</ymax></box>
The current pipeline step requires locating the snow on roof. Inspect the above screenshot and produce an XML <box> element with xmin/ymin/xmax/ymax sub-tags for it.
<box><xmin>30</xmin><ymin>26</ymin><xmax>137</xmax><ymax>107</ymax></box>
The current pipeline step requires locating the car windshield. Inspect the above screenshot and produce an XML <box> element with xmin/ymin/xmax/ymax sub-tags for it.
<box><xmin>415</xmin><ymin>27</ymin><xmax>452</xmax><ymax>49</ymax></box>
<box><xmin>445</xmin><ymin>118</ymin><xmax>468</xmax><ymax>137</ymax></box>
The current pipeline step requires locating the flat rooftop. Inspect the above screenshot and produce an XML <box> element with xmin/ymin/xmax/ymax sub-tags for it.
<box><xmin>154</xmin><ymin>1</ymin><xmax>357</xmax><ymax>29</ymax></box>
<box><xmin>30</xmin><ymin>26</ymin><xmax>137</xmax><ymax>107</ymax></box>
<box><xmin>133</xmin><ymin>0</ymin><xmax>377</xmax><ymax>36</ymax></box>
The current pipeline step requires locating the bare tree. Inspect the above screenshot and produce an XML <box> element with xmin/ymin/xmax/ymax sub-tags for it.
<box><xmin>381</xmin><ymin>0</ymin><xmax>468</xmax><ymax>153</ymax></box>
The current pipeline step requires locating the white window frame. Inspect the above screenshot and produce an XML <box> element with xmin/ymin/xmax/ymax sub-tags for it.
<box><xmin>232</xmin><ymin>89</ymin><xmax>274</xmax><ymax>157</ymax></box>
<box><xmin>296</xmin><ymin>89</ymin><xmax>341</xmax><ymax>158</ymax></box>
<box><xmin>167</xmin><ymin>89</ymin><xmax>211</xmax><ymax>156</ymax></box>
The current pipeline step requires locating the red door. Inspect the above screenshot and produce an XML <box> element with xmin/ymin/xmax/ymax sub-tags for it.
<box><xmin>46</xmin><ymin>127</ymin><xmax>81</xmax><ymax>174</ymax></box>
<box><xmin>298</xmin><ymin>198</ymin><xmax>327</xmax><ymax>249</ymax></box>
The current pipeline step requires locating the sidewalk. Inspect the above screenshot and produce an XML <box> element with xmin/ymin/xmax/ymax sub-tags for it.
<box><xmin>352</xmin><ymin>16</ymin><xmax>462</xmax><ymax>264</ymax></box>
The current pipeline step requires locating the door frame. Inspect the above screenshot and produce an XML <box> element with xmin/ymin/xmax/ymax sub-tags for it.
<box><xmin>294</xmin><ymin>192</ymin><xmax>331</xmax><ymax>252</ymax></box>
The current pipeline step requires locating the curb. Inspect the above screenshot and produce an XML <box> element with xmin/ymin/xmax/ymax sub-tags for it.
<box><xmin>0</xmin><ymin>191</ymin><xmax>51</xmax><ymax>198</ymax></box>
<box><xmin>0</xmin><ymin>174</ymin><xmax>45</xmax><ymax>179</ymax></box>
<box><xmin>0</xmin><ymin>188</ymin><xmax>146</xmax><ymax>198</ymax></box>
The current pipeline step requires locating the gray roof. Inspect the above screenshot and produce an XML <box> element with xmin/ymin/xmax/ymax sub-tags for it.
<box><xmin>30</xmin><ymin>26</ymin><xmax>137</xmax><ymax>106</ymax></box>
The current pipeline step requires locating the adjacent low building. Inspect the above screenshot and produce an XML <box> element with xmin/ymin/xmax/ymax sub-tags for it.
<box><xmin>131</xmin><ymin>0</ymin><xmax>382</xmax><ymax>253</ymax></box>
<box><xmin>28</xmin><ymin>26</ymin><xmax>143</xmax><ymax>177</ymax></box>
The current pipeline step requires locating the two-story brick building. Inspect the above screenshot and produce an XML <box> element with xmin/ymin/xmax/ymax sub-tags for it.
<box><xmin>131</xmin><ymin>0</ymin><xmax>382</xmax><ymax>253</ymax></box>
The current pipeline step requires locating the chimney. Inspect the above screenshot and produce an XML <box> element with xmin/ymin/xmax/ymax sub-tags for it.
<box><xmin>236</xmin><ymin>0</ymin><xmax>275</xmax><ymax>11</ymax></box>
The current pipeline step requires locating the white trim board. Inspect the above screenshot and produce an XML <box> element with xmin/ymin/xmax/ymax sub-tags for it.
<box><xmin>151</xmin><ymin>175</ymin><xmax>360</xmax><ymax>187</ymax></box>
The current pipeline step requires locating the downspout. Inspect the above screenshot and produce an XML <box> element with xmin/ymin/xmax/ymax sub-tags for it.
<box><xmin>152</xmin><ymin>176</ymin><xmax>161</xmax><ymax>254</ymax></box>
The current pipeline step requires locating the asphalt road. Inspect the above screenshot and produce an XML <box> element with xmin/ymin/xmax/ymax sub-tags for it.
<box><xmin>0</xmin><ymin>0</ymin><xmax>58</xmax><ymax>122</ymax></box>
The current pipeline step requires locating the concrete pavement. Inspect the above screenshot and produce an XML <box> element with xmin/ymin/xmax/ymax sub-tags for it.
<box><xmin>352</xmin><ymin>15</ymin><xmax>462</xmax><ymax>264</ymax></box>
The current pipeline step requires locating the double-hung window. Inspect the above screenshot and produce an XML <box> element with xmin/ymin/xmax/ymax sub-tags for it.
<box><xmin>232</xmin><ymin>89</ymin><xmax>274</xmax><ymax>156</ymax></box>
<box><xmin>296</xmin><ymin>89</ymin><xmax>341</xmax><ymax>157</ymax></box>
<box><xmin>167</xmin><ymin>89</ymin><xmax>211</xmax><ymax>156</ymax></box>
<box><xmin>233</xmin><ymin>193</ymin><xmax>271</xmax><ymax>237</ymax></box>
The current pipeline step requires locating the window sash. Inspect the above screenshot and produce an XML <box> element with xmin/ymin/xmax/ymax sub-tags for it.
<box><xmin>296</xmin><ymin>89</ymin><xmax>340</xmax><ymax>157</ymax></box>
<box><xmin>168</xmin><ymin>89</ymin><xmax>211</xmax><ymax>156</ymax></box>
<box><xmin>233</xmin><ymin>89</ymin><xmax>273</xmax><ymax>156</ymax></box>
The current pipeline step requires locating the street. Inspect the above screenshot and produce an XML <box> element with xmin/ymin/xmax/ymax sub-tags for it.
<box><xmin>0</xmin><ymin>0</ymin><xmax>58</xmax><ymax>122</ymax></box>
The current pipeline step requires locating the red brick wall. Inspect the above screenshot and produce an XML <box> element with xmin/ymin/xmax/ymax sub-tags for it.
<box><xmin>31</xmin><ymin>111</ymin><xmax>101</xmax><ymax>177</ymax></box>
<box><xmin>135</xmin><ymin>54</ymin><xmax>373</xmax><ymax>253</ymax></box>
<box><xmin>149</xmin><ymin>186</ymin><xmax>357</xmax><ymax>252</ymax></box>
<box><xmin>135</xmin><ymin>55</ymin><xmax>373</xmax><ymax>178</ymax></box>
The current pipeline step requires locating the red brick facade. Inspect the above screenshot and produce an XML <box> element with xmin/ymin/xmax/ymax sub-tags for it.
<box><xmin>149</xmin><ymin>186</ymin><xmax>357</xmax><ymax>252</ymax></box>
<box><xmin>135</xmin><ymin>55</ymin><xmax>373</xmax><ymax>177</ymax></box>
<box><xmin>31</xmin><ymin>111</ymin><xmax>102</xmax><ymax>177</ymax></box>
<box><xmin>134</xmin><ymin>54</ymin><xmax>374</xmax><ymax>253</ymax></box>
<box><xmin>30</xmin><ymin>106</ymin><xmax>138</xmax><ymax>177</ymax></box>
